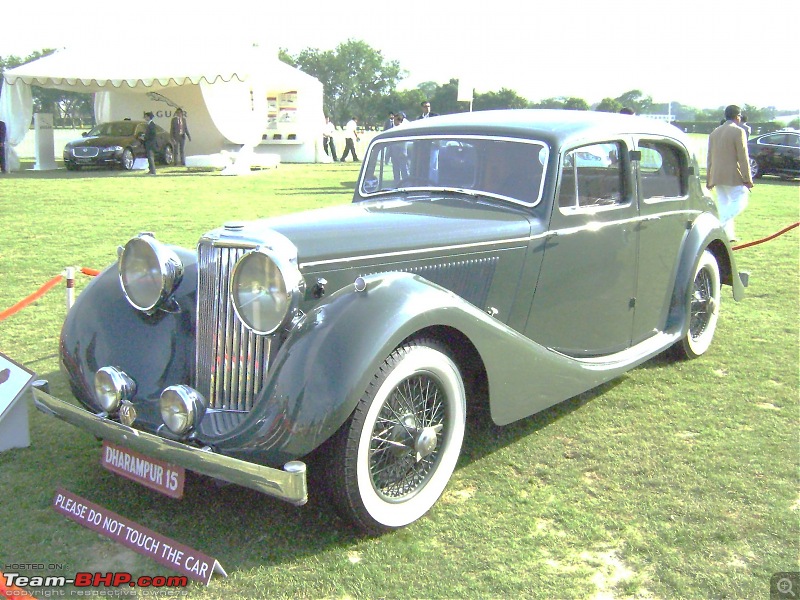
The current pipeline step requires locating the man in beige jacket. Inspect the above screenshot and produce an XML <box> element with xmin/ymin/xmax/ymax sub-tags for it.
<box><xmin>706</xmin><ymin>104</ymin><xmax>754</xmax><ymax>241</ymax></box>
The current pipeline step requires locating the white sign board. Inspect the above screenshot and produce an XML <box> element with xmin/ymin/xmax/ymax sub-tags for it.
<box><xmin>34</xmin><ymin>112</ymin><xmax>58</xmax><ymax>171</ymax></box>
<box><xmin>457</xmin><ymin>79</ymin><xmax>474</xmax><ymax>104</ymax></box>
<box><xmin>0</xmin><ymin>352</ymin><xmax>36</xmax><ymax>452</ymax></box>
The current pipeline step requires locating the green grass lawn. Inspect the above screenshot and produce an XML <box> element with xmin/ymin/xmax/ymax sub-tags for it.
<box><xmin>0</xmin><ymin>163</ymin><xmax>798</xmax><ymax>599</ymax></box>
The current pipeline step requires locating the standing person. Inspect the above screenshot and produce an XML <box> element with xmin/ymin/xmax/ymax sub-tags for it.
<box><xmin>340</xmin><ymin>116</ymin><xmax>360</xmax><ymax>162</ymax></box>
<box><xmin>739</xmin><ymin>113</ymin><xmax>752</xmax><ymax>138</ymax></box>
<box><xmin>384</xmin><ymin>112</ymin><xmax>395</xmax><ymax>130</ymax></box>
<box><xmin>388</xmin><ymin>112</ymin><xmax>410</xmax><ymax>181</ymax></box>
<box><xmin>0</xmin><ymin>119</ymin><xmax>6</xmax><ymax>173</ymax></box>
<box><xmin>322</xmin><ymin>115</ymin><xmax>338</xmax><ymax>161</ymax></box>
<box><xmin>143</xmin><ymin>112</ymin><xmax>158</xmax><ymax>175</ymax></box>
<box><xmin>706</xmin><ymin>104</ymin><xmax>754</xmax><ymax>241</ymax></box>
<box><xmin>418</xmin><ymin>101</ymin><xmax>438</xmax><ymax>120</ymax></box>
<box><xmin>170</xmin><ymin>108</ymin><xmax>191</xmax><ymax>166</ymax></box>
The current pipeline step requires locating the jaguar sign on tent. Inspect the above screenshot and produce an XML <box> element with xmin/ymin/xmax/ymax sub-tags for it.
<box><xmin>0</xmin><ymin>45</ymin><xmax>325</xmax><ymax>170</ymax></box>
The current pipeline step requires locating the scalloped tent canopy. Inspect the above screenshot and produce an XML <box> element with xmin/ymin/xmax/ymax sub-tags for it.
<box><xmin>0</xmin><ymin>45</ymin><xmax>324</xmax><ymax>169</ymax></box>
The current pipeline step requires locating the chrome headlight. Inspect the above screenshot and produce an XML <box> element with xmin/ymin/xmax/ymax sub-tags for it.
<box><xmin>94</xmin><ymin>367</ymin><xmax>136</xmax><ymax>413</ymax></box>
<box><xmin>231</xmin><ymin>249</ymin><xmax>303</xmax><ymax>335</ymax></box>
<box><xmin>160</xmin><ymin>385</ymin><xmax>207</xmax><ymax>436</ymax></box>
<box><xmin>119</xmin><ymin>233</ymin><xmax>184</xmax><ymax>313</ymax></box>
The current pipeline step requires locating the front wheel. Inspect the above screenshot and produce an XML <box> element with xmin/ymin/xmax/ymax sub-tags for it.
<box><xmin>326</xmin><ymin>338</ymin><xmax>466</xmax><ymax>534</ymax></box>
<box><xmin>161</xmin><ymin>144</ymin><xmax>174</xmax><ymax>166</ymax></box>
<box><xmin>121</xmin><ymin>148</ymin><xmax>135</xmax><ymax>171</ymax></box>
<box><xmin>673</xmin><ymin>250</ymin><xmax>721</xmax><ymax>359</ymax></box>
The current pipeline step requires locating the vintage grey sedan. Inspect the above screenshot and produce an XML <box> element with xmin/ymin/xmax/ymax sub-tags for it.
<box><xmin>35</xmin><ymin>110</ymin><xmax>746</xmax><ymax>534</ymax></box>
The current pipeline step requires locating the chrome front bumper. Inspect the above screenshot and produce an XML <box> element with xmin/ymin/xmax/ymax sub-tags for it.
<box><xmin>33</xmin><ymin>388</ymin><xmax>308</xmax><ymax>506</ymax></box>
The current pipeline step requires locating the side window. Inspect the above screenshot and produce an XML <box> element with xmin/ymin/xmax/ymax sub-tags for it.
<box><xmin>638</xmin><ymin>141</ymin><xmax>686</xmax><ymax>200</ymax></box>
<box><xmin>558</xmin><ymin>142</ymin><xmax>625</xmax><ymax>210</ymax></box>
<box><xmin>760</xmin><ymin>134</ymin><xmax>786</xmax><ymax>146</ymax></box>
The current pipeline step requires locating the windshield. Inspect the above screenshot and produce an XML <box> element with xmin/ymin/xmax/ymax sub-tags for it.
<box><xmin>88</xmin><ymin>122</ymin><xmax>138</xmax><ymax>137</ymax></box>
<box><xmin>359</xmin><ymin>136</ymin><xmax>548</xmax><ymax>206</ymax></box>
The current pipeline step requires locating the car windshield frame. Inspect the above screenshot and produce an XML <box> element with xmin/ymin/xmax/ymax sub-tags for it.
<box><xmin>87</xmin><ymin>122</ymin><xmax>139</xmax><ymax>137</ymax></box>
<box><xmin>357</xmin><ymin>134</ymin><xmax>549</xmax><ymax>208</ymax></box>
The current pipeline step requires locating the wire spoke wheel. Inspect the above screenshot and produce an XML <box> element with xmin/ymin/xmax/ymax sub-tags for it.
<box><xmin>369</xmin><ymin>372</ymin><xmax>447</xmax><ymax>501</ymax></box>
<box><xmin>328</xmin><ymin>338</ymin><xmax>466</xmax><ymax>534</ymax></box>
<box><xmin>675</xmin><ymin>250</ymin><xmax>721</xmax><ymax>359</ymax></box>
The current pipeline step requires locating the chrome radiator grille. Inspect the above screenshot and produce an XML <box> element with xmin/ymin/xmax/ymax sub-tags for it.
<box><xmin>196</xmin><ymin>241</ymin><xmax>272</xmax><ymax>411</ymax></box>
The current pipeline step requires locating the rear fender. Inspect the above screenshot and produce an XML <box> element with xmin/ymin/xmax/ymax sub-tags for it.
<box><xmin>666</xmin><ymin>212</ymin><xmax>744</xmax><ymax>335</ymax></box>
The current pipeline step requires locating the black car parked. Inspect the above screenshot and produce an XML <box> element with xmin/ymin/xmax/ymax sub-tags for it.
<box><xmin>63</xmin><ymin>120</ymin><xmax>174</xmax><ymax>171</ymax></box>
<box><xmin>748</xmin><ymin>130</ymin><xmax>800</xmax><ymax>180</ymax></box>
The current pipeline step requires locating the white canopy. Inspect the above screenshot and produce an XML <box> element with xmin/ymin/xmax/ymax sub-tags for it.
<box><xmin>0</xmin><ymin>45</ymin><xmax>324</xmax><ymax>169</ymax></box>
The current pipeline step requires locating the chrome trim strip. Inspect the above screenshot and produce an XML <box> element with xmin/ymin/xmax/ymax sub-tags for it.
<box><xmin>300</xmin><ymin>237</ymin><xmax>532</xmax><ymax>269</ymax></box>
<box><xmin>33</xmin><ymin>389</ymin><xmax>308</xmax><ymax>506</ymax></box>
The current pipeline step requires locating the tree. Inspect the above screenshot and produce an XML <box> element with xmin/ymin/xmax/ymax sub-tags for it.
<box><xmin>615</xmin><ymin>90</ymin><xmax>652</xmax><ymax>115</ymax></box>
<box><xmin>564</xmin><ymin>97</ymin><xmax>589</xmax><ymax>111</ymax></box>
<box><xmin>595</xmin><ymin>97</ymin><xmax>623</xmax><ymax>113</ymax></box>
<box><xmin>282</xmin><ymin>39</ymin><xmax>405</xmax><ymax>128</ymax></box>
<box><xmin>474</xmin><ymin>88</ymin><xmax>529</xmax><ymax>111</ymax></box>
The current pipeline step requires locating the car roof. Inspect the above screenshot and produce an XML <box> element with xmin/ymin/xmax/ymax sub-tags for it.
<box><xmin>375</xmin><ymin>109</ymin><xmax>690</xmax><ymax>149</ymax></box>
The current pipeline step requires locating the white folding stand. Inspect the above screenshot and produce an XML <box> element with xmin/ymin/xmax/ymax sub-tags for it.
<box><xmin>0</xmin><ymin>352</ymin><xmax>36</xmax><ymax>452</ymax></box>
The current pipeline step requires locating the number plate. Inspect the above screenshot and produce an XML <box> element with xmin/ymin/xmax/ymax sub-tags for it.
<box><xmin>101</xmin><ymin>441</ymin><xmax>185</xmax><ymax>498</ymax></box>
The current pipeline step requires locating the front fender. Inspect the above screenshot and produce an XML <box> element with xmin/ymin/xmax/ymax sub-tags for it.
<box><xmin>60</xmin><ymin>248</ymin><xmax>197</xmax><ymax>411</ymax></box>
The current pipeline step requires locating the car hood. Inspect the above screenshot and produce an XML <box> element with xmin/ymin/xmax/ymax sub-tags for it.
<box><xmin>66</xmin><ymin>135</ymin><xmax>132</xmax><ymax>147</ymax></box>
<box><xmin>208</xmin><ymin>196</ymin><xmax>534</xmax><ymax>270</ymax></box>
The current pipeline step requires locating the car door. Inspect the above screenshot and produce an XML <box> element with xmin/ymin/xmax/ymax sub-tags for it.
<box><xmin>784</xmin><ymin>132</ymin><xmax>800</xmax><ymax>175</ymax></box>
<box><xmin>632</xmin><ymin>138</ymin><xmax>695</xmax><ymax>345</ymax></box>
<box><xmin>525</xmin><ymin>140</ymin><xmax>638</xmax><ymax>357</ymax></box>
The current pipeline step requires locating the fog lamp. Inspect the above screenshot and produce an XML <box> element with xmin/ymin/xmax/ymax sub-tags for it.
<box><xmin>94</xmin><ymin>367</ymin><xmax>136</xmax><ymax>413</ymax></box>
<box><xmin>160</xmin><ymin>385</ymin><xmax>207</xmax><ymax>436</ymax></box>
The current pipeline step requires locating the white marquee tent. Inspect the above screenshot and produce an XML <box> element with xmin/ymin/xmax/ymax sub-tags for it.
<box><xmin>0</xmin><ymin>45</ymin><xmax>326</xmax><ymax>171</ymax></box>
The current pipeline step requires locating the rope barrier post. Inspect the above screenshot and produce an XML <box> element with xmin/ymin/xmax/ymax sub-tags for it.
<box><xmin>66</xmin><ymin>267</ymin><xmax>76</xmax><ymax>311</ymax></box>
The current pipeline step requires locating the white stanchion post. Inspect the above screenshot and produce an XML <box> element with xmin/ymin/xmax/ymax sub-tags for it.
<box><xmin>66</xmin><ymin>267</ymin><xmax>76</xmax><ymax>310</ymax></box>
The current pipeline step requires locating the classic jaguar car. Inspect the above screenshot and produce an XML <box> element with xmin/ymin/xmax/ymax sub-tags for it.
<box><xmin>35</xmin><ymin>110</ymin><xmax>747</xmax><ymax>534</ymax></box>
<box><xmin>63</xmin><ymin>119</ymin><xmax>174</xmax><ymax>171</ymax></box>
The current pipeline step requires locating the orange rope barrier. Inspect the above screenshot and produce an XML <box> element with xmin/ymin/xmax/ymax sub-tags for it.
<box><xmin>0</xmin><ymin>268</ymin><xmax>99</xmax><ymax>323</ymax></box>
<box><xmin>732</xmin><ymin>222</ymin><xmax>799</xmax><ymax>251</ymax></box>
<box><xmin>0</xmin><ymin>275</ymin><xmax>63</xmax><ymax>322</ymax></box>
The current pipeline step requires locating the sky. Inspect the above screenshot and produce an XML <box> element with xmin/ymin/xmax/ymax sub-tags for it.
<box><xmin>2</xmin><ymin>0</ymin><xmax>799</xmax><ymax>112</ymax></box>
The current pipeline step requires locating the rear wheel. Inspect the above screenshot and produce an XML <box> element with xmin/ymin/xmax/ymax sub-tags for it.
<box><xmin>673</xmin><ymin>250</ymin><xmax>721</xmax><ymax>359</ymax></box>
<box><xmin>326</xmin><ymin>338</ymin><xmax>466</xmax><ymax>534</ymax></box>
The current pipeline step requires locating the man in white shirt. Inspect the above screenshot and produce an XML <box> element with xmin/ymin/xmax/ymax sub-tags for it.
<box><xmin>340</xmin><ymin>117</ymin><xmax>360</xmax><ymax>162</ymax></box>
<box><xmin>322</xmin><ymin>115</ymin><xmax>338</xmax><ymax>161</ymax></box>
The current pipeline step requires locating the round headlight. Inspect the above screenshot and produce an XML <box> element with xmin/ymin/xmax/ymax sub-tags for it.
<box><xmin>94</xmin><ymin>367</ymin><xmax>136</xmax><ymax>413</ymax></box>
<box><xmin>160</xmin><ymin>385</ymin><xmax>206</xmax><ymax>436</ymax></box>
<box><xmin>231</xmin><ymin>250</ymin><xmax>300</xmax><ymax>335</ymax></box>
<box><xmin>119</xmin><ymin>234</ymin><xmax>184</xmax><ymax>313</ymax></box>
